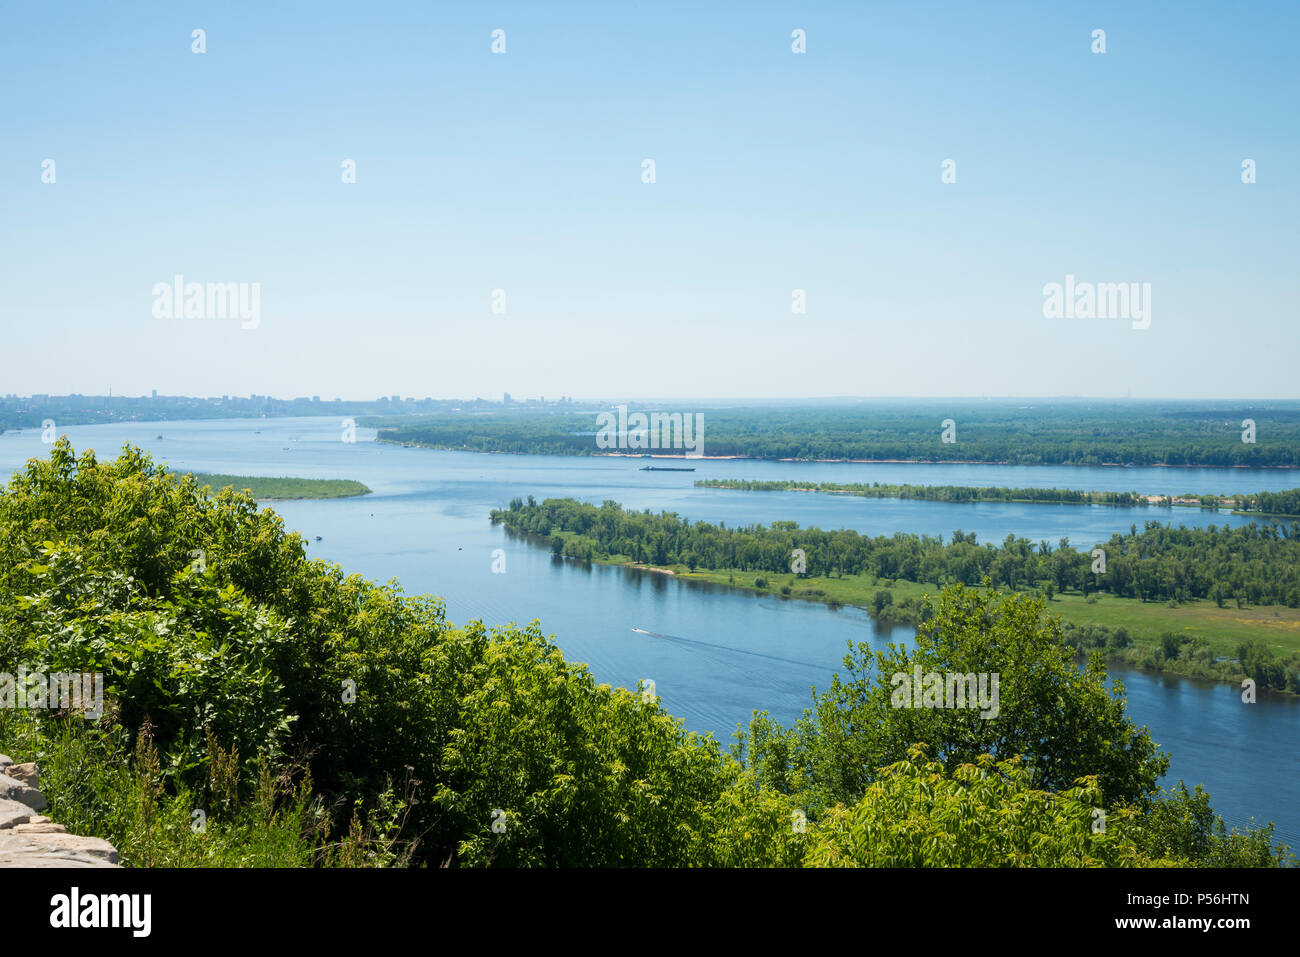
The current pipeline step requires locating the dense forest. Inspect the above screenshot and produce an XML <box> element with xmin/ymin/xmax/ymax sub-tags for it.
<box><xmin>0</xmin><ymin>443</ymin><xmax>1290</xmax><ymax>867</ymax></box>
<box><xmin>377</xmin><ymin>401</ymin><xmax>1300</xmax><ymax>467</ymax></box>
<box><xmin>493</xmin><ymin>497</ymin><xmax>1300</xmax><ymax>608</ymax></box>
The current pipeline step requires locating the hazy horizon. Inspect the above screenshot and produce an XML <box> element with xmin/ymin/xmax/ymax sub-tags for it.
<box><xmin>8</xmin><ymin>391</ymin><xmax>1300</xmax><ymax>406</ymax></box>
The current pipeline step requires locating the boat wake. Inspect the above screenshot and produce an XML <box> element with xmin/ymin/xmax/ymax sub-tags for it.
<box><xmin>630</xmin><ymin>627</ymin><xmax>824</xmax><ymax>671</ymax></box>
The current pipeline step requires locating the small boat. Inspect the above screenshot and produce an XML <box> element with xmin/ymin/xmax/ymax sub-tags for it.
<box><xmin>640</xmin><ymin>466</ymin><xmax>695</xmax><ymax>472</ymax></box>
<box><xmin>631</xmin><ymin>627</ymin><xmax>652</xmax><ymax>635</ymax></box>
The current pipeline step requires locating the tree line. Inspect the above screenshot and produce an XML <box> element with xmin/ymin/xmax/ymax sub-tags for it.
<box><xmin>1235</xmin><ymin>488</ymin><xmax>1300</xmax><ymax>516</ymax></box>
<box><xmin>702</xmin><ymin>478</ymin><xmax>1300</xmax><ymax>515</ymax></box>
<box><xmin>698</xmin><ymin>478</ymin><xmax>1155</xmax><ymax>507</ymax></box>
<box><xmin>379</xmin><ymin>401</ymin><xmax>1300</xmax><ymax>466</ymax></box>
<box><xmin>493</xmin><ymin>496</ymin><xmax>1300</xmax><ymax>608</ymax></box>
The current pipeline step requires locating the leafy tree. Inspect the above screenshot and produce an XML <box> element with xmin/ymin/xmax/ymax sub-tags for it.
<box><xmin>739</xmin><ymin>585</ymin><xmax>1170</xmax><ymax>816</ymax></box>
<box><xmin>0</xmin><ymin>441</ymin><xmax>758</xmax><ymax>866</ymax></box>
<box><xmin>802</xmin><ymin>748</ymin><xmax>1162</xmax><ymax>868</ymax></box>
<box><xmin>1129</xmin><ymin>783</ymin><xmax>1294</xmax><ymax>867</ymax></box>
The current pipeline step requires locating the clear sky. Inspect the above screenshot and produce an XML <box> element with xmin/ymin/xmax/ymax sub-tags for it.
<box><xmin>2</xmin><ymin>1</ymin><xmax>1296</xmax><ymax>401</ymax></box>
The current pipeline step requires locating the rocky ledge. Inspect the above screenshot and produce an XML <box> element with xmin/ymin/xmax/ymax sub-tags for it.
<box><xmin>0</xmin><ymin>754</ymin><xmax>120</xmax><ymax>867</ymax></box>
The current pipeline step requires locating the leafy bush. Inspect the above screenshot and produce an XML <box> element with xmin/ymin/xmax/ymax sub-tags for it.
<box><xmin>1129</xmin><ymin>783</ymin><xmax>1294</xmax><ymax>867</ymax></box>
<box><xmin>739</xmin><ymin>585</ymin><xmax>1170</xmax><ymax>816</ymax></box>
<box><xmin>0</xmin><ymin>442</ymin><xmax>753</xmax><ymax>865</ymax></box>
<box><xmin>803</xmin><ymin>748</ymin><xmax>1160</xmax><ymax>868</ymax></box>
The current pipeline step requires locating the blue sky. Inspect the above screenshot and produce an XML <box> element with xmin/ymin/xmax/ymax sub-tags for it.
<box><xmin>2</xmin><ymin>1</ymin><xmax>1296</xmax><ymax>400</ymax></box>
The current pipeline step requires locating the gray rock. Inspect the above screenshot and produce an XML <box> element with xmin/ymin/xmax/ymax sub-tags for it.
<box><xmin>0</xmin><ymin>832</ymin><xmax>118</xmax><ymax>866</ymax></box>
<box><xmin>0</xmin><ymin>799</ymin><xmax>34</xmax><ymax>830</ymax></box>
<box><xmin>0</xmin><ymin>832</ymin><xmax>119</xmax><ymax>868</ymax></box>
<box><xmin>0</xmin><ymin>774</ymin><xmax>46</xmax><ymax>811</ymax></box>
<box><xmin>5</xmin><ymin>763</ymin><xmax>38</xmax><ymax>787</ymax></box>
<box><xmin>0</xmin><ymin>755</ymin><xmax>12</xmax><ymax>770</ymax></box>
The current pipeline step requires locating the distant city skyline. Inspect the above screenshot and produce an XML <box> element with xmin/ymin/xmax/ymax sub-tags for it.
<box><xmin>4</xmin><ymin>391</ymin><xmax>1296</xmax><ymax>407</ymax></box>
<box><xmin>3</xmin><ymin>2</ymin><xmax>1297</xmax><ymax>399</ymax></box>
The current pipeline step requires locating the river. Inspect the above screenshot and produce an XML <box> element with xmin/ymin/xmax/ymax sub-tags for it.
<box><xmin>2</xmin><ymin>416</ymin><xmax>1296</xmax><ymax>848</ymax></box>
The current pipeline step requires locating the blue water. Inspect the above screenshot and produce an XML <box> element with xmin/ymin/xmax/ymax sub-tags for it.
<box><xmin>2</xmin><ymin>416</ymin><xmax>1296</xmax><ymax>848</ymax></box>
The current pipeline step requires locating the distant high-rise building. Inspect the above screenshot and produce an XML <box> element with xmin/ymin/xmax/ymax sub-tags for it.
<box><xmin>503</xmin><ymin>392</ymin><xmax>512</xmax><ymax>405</ymax></box>
<box><xmin>151</xmin><ymin>389</ymin><xmax>157</xmax><ymax>399</ymax></box>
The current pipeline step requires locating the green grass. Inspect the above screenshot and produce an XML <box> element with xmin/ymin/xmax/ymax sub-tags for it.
<box><xmin>186</xmin><ymin>473</ymin><xmax>371</xmax><ymax>500</ymax></box>
<box><xmin>1045</xmin><ymin>590</ymin><xmax>1300</xmax><ymax>658</ymax></box>
<box><xmin>679</xmin><ymin>565</ymin><xmax>1300</xmax><ymax>655</ymax></box>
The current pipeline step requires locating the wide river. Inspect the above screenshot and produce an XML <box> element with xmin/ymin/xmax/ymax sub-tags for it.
<box><xmin>3</xmin><ymin>416</ymin><xmax>1297</xmax><ymax>848</ymax></box>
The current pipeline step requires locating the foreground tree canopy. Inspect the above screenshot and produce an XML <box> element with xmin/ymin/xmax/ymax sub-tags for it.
<box><xmin>737</xmin><ymin>585</ymin><xmax>1170</xmax><ymax>815</ymax></box>
<box><xmin>0</xmin><ymin>442</ymin><xmax>1289</xmax><ymax>867</ymax></box>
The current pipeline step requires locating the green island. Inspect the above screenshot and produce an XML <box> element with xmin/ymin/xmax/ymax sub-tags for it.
<box><xmin>698</xmin><ymin>478</ymin><xmax>1300</xmax><ymax>516</ymax></box>
<box><xmin>0</xmin><ymin>443</ymin><xmax>1292</xmax><ymax>868</ymax></box>
<box><xmin>491</xmin><ymin>497</ymin><xmax>1300</xmax><ymax>694</ymax></box>
<box><xmin>186</xmin><ymin>473</ymin><xmax>371</xmax><ymax>500</ymax></box>
<box><xmin>372</xmin><ymin>400</ymin><xmax>1300</xmax><ymax>467</ymax></box>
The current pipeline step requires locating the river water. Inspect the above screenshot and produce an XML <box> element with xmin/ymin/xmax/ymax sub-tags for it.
<box><xmin>2</xmin><ymin>416</ymin><xmax>1296</xmax><ymax>848</ymax></box>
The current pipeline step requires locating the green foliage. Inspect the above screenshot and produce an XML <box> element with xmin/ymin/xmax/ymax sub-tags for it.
<box><xmin>802</xmin><ymin>748</ymin><xmax>1159</xmax><ymax>867</ymax></box>
<box><xmin>493</xmin><ymin>498</ymin><xmax>1300</xmax><ymax>610</ymax></box>
<box><xmin>0</xmin><ymin>441</ymin><xmax>764</xmax><ymax>866</ymax></box>
<box><xmin>494</xmin><ymin>497</ymin><xmax>1300</xmax><ymax>689</ymax></box>
<box><xmin>1237</xmin><ymin>639</ymin><xmax>1294</xmax><ymax>691</ymax></box>
<box><xmin>0</xmin><ymin>441</ymin><xmax>1288</xmax><ymax>868</ymax></box>
<box><xmin>1128</xmin><ymin>783</ymin><xmax>1295</xmax><ymax>867</ymax></box>
<box><xmin>703</xmin><ymin>478</ymin><xmax>1300</xmax><ymax>517</ymax></box>
<box><xmin>382</xmin><ymin>401</ymin><xmax>1300</xmax><ymax>467</ymax></box>
<box><xmin>416</xmin><ymin>628</ymin><xmax>743</xmax><ymax>867</ymax></box>
<box><xmin>188</xmin><ymin>474</ymin><xmax>371</xmax><ymax>500</ymax></box>
<box><xmin>0</xmin><ymin>709</ymin><xmax>336</xmax><ymax>867</ymax></box>
<box><xmin>1234</xmin><ymin>488</ymin><xmax>1300</xmax><ymax>517</ymax></box>
<box><xmin>700</xmin><ymin>478</ymin><xmax>1156</xmax><ymax>507</ymax></box>
<box><xmin>737</xmin><ymin>585</ymin><xmax>1170</xmax><ymax>815</ymax></box>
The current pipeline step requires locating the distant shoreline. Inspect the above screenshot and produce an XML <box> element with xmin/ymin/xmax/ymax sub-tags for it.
<box><xmin>697</xmin><ymin>479</ymin><xmax>1300</xmax><ymax>517</ymax></box>
<box><xmin>380</xmin><ymin>439</ymin><xmax>1300</xmax><ymax>470</ymax></box>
